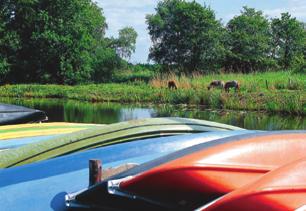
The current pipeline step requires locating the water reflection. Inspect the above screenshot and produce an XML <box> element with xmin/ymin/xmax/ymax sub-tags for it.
<box><xmin>0</xmin><ymin>98</ymin><xmax>304</xmax><ymax>130</ymax></box>
<box><xmin>156</xmin><ymin>105</ymin><xmax>305</xmax><ymax>130</ymax></box>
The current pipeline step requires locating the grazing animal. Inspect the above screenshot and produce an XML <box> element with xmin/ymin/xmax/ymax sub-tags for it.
<box><xmin>259</xmin><ymin>93</ymin><xmax>264</xmax><ymax>97</ymax></box>
<box><xmin>168</xmin><ymin>80</ymin><xmax>178</xmax><ymax>90</ymax></box>
<box><xmin>207</xmin><ymin>80</ymin><xmax>225</xmax><ymax>90</ymax></box>
<box><xmin>224</xmin><ymin>80</ymin><xmax>240</xmax><ymax>92</ymax></box>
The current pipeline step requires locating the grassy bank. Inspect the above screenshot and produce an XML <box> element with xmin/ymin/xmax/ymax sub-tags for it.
<box><xmin>0</xmin><ymin>71</ymin><xmax>305</xmax><ymax>115</ymax></box>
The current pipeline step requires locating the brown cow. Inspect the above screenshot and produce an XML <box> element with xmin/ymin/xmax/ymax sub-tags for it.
<box><xmin>168</xmin><ymin>80</ymin><xmax>178</xmax><ymax>89</ymax></box>
<box><xmin>224</xmin><ymin>80</ymin><xmax>240</xmax><ymax>92</ymax></box>
<box><xmin>207</xmin><ymin>80</ymin><xmax>225</xmax><ymax>90</ymax></box>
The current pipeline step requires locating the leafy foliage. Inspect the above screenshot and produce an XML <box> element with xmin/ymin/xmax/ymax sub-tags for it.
<box><xmin>0</xmin><ymin>0</ymin><xmax>138</xmax><ymax>84</ymax></box>
<box><xmin>18</xmin><ymin>0</ymin><xmax>106</xmax><ymax>84</ymax></box>
<box><xmin>224</xmin><ymin>7</ymin><xmax>274</xmax><ymax>73</ymax></box>
<box><xmin>147</xmin><ymin>3</ymin><xmax>303</xmax><ymax>74</ymax></box>
<box><xmin>271</xmin><ymin>13</ymin><xmax>305</xmax><ymax>71</ymax></box>
<box><xmin>0</xmin><ymin>1</ymin><xmax>20</xmax><ymax>83</ymax></box>
<box><xmin>0</xmin><ymin>0</ymin><xmax>304</xmax><ymax>84</ymax></box>
<box><xmin>92</xmin><ymin>44</ymin><xmax>123</xmax><ymax>83</ymax></box>
<box><xmin>115</xmin><ymin>27</ymin><xmax>138</xmax><ymax>60</ymax></box>
<box><xmin>146</xmin><ymin>0</ymin><xmax>225</xmax><ymax>74</ymax></box>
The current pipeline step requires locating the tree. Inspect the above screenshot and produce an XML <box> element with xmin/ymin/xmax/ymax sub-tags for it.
<box><xmin>92</xmin><ymin>40</ymin><xmax>123</xmax><ymax>82</ymax></box>
<box><xmin>30</xmin><ymin>0</ymin><xmax>107</xmax><ymax>84</ymax></box>
<box><xmin>271</xmin><ymin>13</ymin><xmax>305</xmax><ymax>70</ymax></box>
<box><xmin>0</xmin><ymin>1</ymin><xmax>20</xmax><ymax>83</ymax></box>
<box><xmin>225</xmin><ymin>7</ymin><xmax>273</xmax><ymax>73</ymax></box>
<box><xmin>1</xmin><ymin>0</ymin><xmax>111</xmax><ymax>84</ymax></box>
<box><xmin>146</xmin><ymin>0</ymin><xmax>225</xmax><ymax>74</ymax></box>
<box><xmin>115</xmin><ymin>27</ymin><xmax>137</xmax><ymax>60</ymax></box>
<box><xmin>302</xmin><ymin>22</ymin><xmax>306</xmax><ymax>73</ymax></box>
<box><xmin>0</xmin><ymin>1</ymin><xmax>141</xmax><ymax>84</ymax></box>
<box><xmin>92</xmin><ymin>26</ymin><xmax>137</xmax><ymax>82</ymax></box>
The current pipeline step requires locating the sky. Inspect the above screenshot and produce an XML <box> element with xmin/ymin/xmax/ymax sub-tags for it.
<box><xmin>96</xmin><ymin>0</ymin><xmax>306</xmax><ymax>64</ymax></box>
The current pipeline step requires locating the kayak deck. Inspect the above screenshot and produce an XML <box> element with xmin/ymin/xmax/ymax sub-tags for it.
<box><xmin>0</xmin><ymin>122</ymin><xmax>102</xmax><ymax>140</ymax></box>
<box><xmin>0</xmin><ymin>130</ymin><xmax>254</xmax><ymax>211</ymax></box>
<box><xmin>0</xmin><ymin>117</ymin><xmax>244</xmax><ymax>168</ymax></box>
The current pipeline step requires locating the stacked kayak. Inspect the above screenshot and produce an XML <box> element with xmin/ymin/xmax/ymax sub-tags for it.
<box><xmin>0</xmin><ymin>117</ymin><xmax>243</xmax><ymax>168</ymax></box>
<box><xmin>0</xmin><ymin>103</ymin><xmax>47</xmax><ymax>125</ymax></box>
<box><xmin>0</xmin><ymin>117</ymin><xmax>305</xmax><ymax>211</ymax></box>
<box><xmin>0</xmin><ymin>131</ymin><xmax>254</xmax><ymax>211</ymax></box>
<box><xmin>0</xmin><ymin>122</ymin><xmax>102</xmax><ymax>151</ymax></box>
<box><xmin>199</xmin><ymin>156</ymin><xmax>306</xmax><ymax>211</ymax></box>
<box><xmin>66</xmin><ymin>130</ymin><xmax>306</xmax><ymax>210</ymax></box>
<box><xmin>0</xmin><ymin>122</ymin><xmax>101</xmax><ymax>140</ymax></box>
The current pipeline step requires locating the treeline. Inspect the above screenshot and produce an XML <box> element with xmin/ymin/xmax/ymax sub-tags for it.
<box><xmin>147</xmin><ymin>1</ymin><xmax>305</xmax><ymax>74</ymax></box>
<box><xmin>0</xmin><ymin>0</ymin><xmax>305</xmax><ymax>85</ymax></box>
<box><xmin>0</xmin><ymin>0</ymin><xmax>137</xmax><ymax>84</ymax></box>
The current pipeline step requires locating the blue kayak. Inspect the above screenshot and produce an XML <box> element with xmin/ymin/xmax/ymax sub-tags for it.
<box><xmin>0</xmin><ymin>130</ymin><xmax>255</xmax><ymax>211</ymax></box>
<box><xmin>0</xmin><ymin>135</ymin><xmax>58</xmax><ymax>150</ymax></box>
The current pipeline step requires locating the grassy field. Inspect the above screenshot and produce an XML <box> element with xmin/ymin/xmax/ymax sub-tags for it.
<box><xmin>0</xmin><ymin>71</ymin><xmax>305</xmax><ymax>115</ymax></box>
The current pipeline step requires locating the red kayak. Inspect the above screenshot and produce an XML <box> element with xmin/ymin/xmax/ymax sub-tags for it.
<box><xmin>67</xmin><ymin>131</ymin><xmax>306</xmax><ymax>210</ymax></box>
<box><xmin>118</xmin><ymin>131</ymin><xmax>306</xmax><ymax>209</ymax></box>
<box><xmin>200</xmin><ymin>156</ymin><xmax>306</xmax><ymax>211</ymax></box>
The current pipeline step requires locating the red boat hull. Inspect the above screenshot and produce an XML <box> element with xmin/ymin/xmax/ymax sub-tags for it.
<box><xmin>70</xmin><ymin>131</ymin><xmax>306</xmax><ymax>210</ymax></box>
<box><xmin>119</xmin><ymin>131</ymin><xmax>306</xmax><ymax>209</ymax></box>
<box><xmin>201</xmin><ymin>157</ymin><xmax>306</xmax><ymax>211</ymax></box>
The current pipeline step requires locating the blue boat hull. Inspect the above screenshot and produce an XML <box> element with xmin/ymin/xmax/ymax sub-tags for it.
<box><xmin>0</xmin><ymin>135</ymin><xmax>58</xmax><ymax>150</ymax></box>
<box><xmin>0</xmin><ymin>130</ymin><xmax>256</xmax><ymax>211</ymax></box>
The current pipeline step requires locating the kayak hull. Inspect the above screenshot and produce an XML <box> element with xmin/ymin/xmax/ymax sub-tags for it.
<box><xmin>0</xmin><ymin>123</ymin><xmax>102</xmax><ymax>151</ymax></box>
<box><xmin>201</xmin><ymin>157</ymin><xmax>306</xmax><ymax>211</ymax></box>
<box><xmin>72</xmin><ymin>131</ymin><xmax>306</xmax><ymax>210</ymax></box>
<box><xmin>0</xmin><ymin>103</ymin><xmax>47</xmax><ymax>125</ymax></box>
<box><xmin>0</xmin><ymin>130</ymin><xmax>253</xmax><ymax>211</ymax></box>
<box><xmin>0</xmin><ymin>117</ymin><xmax>244</xmax><ymax>168</ymax></box>
<box><xmin>0</xmin><ymin>122</ymin><xmax>101</xmax><ymax>140</ymax></box>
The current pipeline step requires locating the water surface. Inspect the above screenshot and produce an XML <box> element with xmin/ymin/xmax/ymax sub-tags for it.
<box><xmin>0</xmin><ymin>98</ymin><xmax>304</xmax><ymax>130</ymax></box>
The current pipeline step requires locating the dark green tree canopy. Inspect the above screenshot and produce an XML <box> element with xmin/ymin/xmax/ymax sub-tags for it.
<box><xmin>0</xmin><ymin>0</ymin><xmax>137</xmax><ymax>84</ymax></box>
<box><xmin>0</xmin><ymin>1</ymin><xmax>304</xmax><ymax>84</ymax></box>
<box><xmin>16</xmin><ymin>0</ymin><xmax>107</xmax><ymax>84</ymax></box>
<box><xmin>225</xmin><ymin>7</ymin><xmax>273</xmax><ymax>73</ymax></box>
<box><xmin>271</xmin><ymin>13</ymin><xmax>305</xmax><ymax>70</ymax></box>
<box><xmin>146</xmin><ymin>0</ymin><xmax>225</xmax><ymax>74</ymax></box>
<box><xmin>0</xmin><ymin>1</ymin><xmax>20</xmax><ymax>80</ymax></box>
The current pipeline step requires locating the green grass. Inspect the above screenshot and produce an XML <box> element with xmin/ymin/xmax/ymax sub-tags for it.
<box><xmin>0</xmin><ymin>71</ymin><xmax>305</xmax><ymax>115</ymax></box>
<box><xmin>154</xmin><ymin>71</ymin><xmax>305</xmax><ymax>92</ymax></box>
<box><xmin>112</xmin><ymin>69</ymin><xmax>154</xmax><ymax>83</ymax></box>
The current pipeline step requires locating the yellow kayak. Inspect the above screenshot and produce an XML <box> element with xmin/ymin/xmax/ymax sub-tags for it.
<box><xmin>0</xmin><ymin>122</ymin><xmax>102</xmax><ymax>140</ymax></box>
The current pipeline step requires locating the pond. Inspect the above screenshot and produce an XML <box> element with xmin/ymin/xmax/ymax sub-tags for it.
<box><xmin>0</xmin><ymin>97</ymin><xmax>305</xmax><ymax>130</ymax></box>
